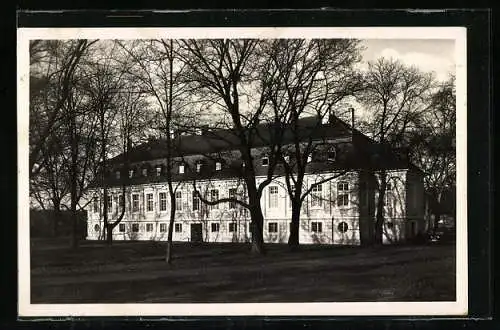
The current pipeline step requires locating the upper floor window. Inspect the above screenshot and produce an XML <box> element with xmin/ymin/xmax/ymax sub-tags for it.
<box><xmin>131</xmin><ymin>194</ymin><xmax>139</xmax><ymax>212</ymax></box>
<box><xmin>337</xmin><ymin>182</ymin><xmax>349</xmax><ymax>207</ymax></box>
<box><xmin>228</xmin><ymin>188</ymin><xmax>237</xmax><ymax>209</ymax></box>
<box><xmin>142</xmin><ymin>168</ymin><xmax>148</xmax><ymax>177</ymax></box>
<box><xmin>192</xmin><ymin>191</ymin><xmax>200</xmax><ymax>211</ymax></box>
<box><xmin>179</xmin><ymin>164</ymin><xmax>185</xmax><ymax>174</ymax></box>
<box><xmin>215</xmin><ymin>161</ymin><xmax>222</xmax><ymax>171</ymax></box>
<box><xmin>210</xmin><ymin>189</ymin><xmax>219</xmax><ymax>209</ymax></box>
<box><xmin>107</xmin><ymin>195</ymin><xmax>113</xmax><ymax>213</ymax></box>
<box><xmin>146</xmin><ymin>193</ymin><xmax>154</xmax><ymax>212</ymax></box>
<box><xmin>93</xmin><ymin>197</ymin><xmax>99</xmax><ymax>213</ymax></box>
<box><xmin>311</xmin><ymin>184</ymin><xmax>323</xmax><ymax>207</ymax></box>
<box><xmin>269</xmin><ymin>186</ymin><xmax>279</xmax><ymax>208</ymax></box>
<box><xmin>156</xmin><ymin>166</ymin><xmax>161</xmax><ymax>177</ymax></box>
<box><xmin>261</xmin><ymin>156</ymin><xmax>269</xmax><ymax>166</ymax></box>
<box><xmin>119</xmin><ymin>195</ymin><xmax>124</xmax><ymax>209</ymax></box>
<box><xmin>175</xmin><ymin>191</ymin><xmax>183</xmax><ymax>211</ymax></box>
<box><xmin>116</xmin><ymin>171</ymin><xmax>121</xmax><ymax>179</ymax></box>
<box><xmin>159</xmin><ymin>192</ymin><xmax>167</xmax><ymax>211</ymax></box>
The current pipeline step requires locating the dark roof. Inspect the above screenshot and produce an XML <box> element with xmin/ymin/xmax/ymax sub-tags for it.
<box><xmin>92</xmin><ymin>115</ymin><xmax>422</xmax><ymax>189</ymax></box>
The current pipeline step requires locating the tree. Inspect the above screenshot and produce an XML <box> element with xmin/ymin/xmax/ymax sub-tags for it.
<box><xmin>118</xmin><ymin>39</ymin><xmax>197</xmax><ymax>263</ymax></box>
<box><xmin>357</xmin><ymin>57</ymin><xmax>434</xmax><ymax>245</ymax></box>
<box><xmin>262</xmin><ymin>39</ymin><xmax>364</xmax><ymax>250</ymax></box>
<box><xmin>407</xmin><ymin>75</ymin><xmax>456</xmax><ymax>231</ymax></box>
<box><xmin>180</xmin><ymin>39</ymin><xmax>282</xmax><ymax>254</ymax></box>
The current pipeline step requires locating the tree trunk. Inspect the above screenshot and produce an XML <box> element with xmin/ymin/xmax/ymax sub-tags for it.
<box><xmin>287</xmin><ymin>203</ymin><xmax>301</xmax><ymax>251</ymax></box>
<box><xmin>433</xmin><ymin>192</ymin><xmax>443</xmax><ymax>232</ymax></box>
<box><xmin>166</xmin><ymin>194</ymin><xmax>176</xmax><ymax>264</ymax></box>
<box><xmin>373</xmin><ymin>172</ymin><xmax>387</xmax><ymax>246</ymax></box>
<box><xmin>70</xmin><ymin>111</ymin><xmax>79</xmax><ymax>249</ymax></box>
<box><xmin>106</xmin><ymin>223</ymin><xmax>113</xmax><ymax>245</ymax></box>
<box><xmin>249</xmin><ymin>204</ymin><xmax>266</xmax><ymax>255</ymax></box>
<box><xmin>53</xmin><ymin>201</ymin><xmax>61</xmax><ymax>237</ymax></box>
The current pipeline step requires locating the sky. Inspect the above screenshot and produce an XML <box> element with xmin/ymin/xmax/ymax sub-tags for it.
<box><xmin>360</xmin><ymin>39</ymin><xmax>456</xmax><ymax>82</ymax></box>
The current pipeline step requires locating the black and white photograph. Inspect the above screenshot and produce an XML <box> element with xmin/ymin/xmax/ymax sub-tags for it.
<box><xmin>18</xmin><ymin>26</ymin><xmax>467</xmax><ymax>316</ymax></box>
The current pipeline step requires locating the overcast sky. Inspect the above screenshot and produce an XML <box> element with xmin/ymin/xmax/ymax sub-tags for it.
<box><xmin>360</xmin><ymin>39</ymin><xmax>455</xmax><ymax>81</ymax></box>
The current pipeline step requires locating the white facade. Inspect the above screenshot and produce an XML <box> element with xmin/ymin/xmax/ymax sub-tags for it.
<box><xmin>86</xmin><ymin>168</ymin><xmax>425</xmax><ymax>245</ymax></box>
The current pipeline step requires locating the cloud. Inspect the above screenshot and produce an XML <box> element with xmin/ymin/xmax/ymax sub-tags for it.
<box><xmin>379</xmin><ymin>48</ymin><xmax>454</xmax><ymax>81</ymax></box>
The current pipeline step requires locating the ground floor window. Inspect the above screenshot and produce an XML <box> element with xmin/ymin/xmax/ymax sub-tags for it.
<box><xmin>175</xmin><ymin>223</ymin><xmax>182</xmax><ymax>232</ymax></box>
<box><xmin>311</xmin><ymin>221</ymin><xmax>323</xmax><ymax>233</ymax></box>
<box><xmin>229</xmin><ymin>222</ymin><xmax>237</xmax><ymax>232</ymax></box>
<box><xmin>94</xmin><ymin>224</ymin><xmax>100</xmax><ymax>232</ymax></box>
<box><xmin>132</xmin><ymin>223</ymin><xmax>139</xmax><ymax>232</ymax></box>
<box><xmin>211</xmin><ymin>223</ymin><xmax>220</xmax><ymax>232</ymax></box>
<box><xmin>338</xmin><ymin>221</ymin><xmax>348</xmax><ymax>233</ymax></box>
<box><xmin>119</xmin><ymin>223</ymin><xmax>125</xmax><ymax>232</ymax></box>
<box><xmin>146</xmin><ymin>223</ymin><xmax>154</xmax><ymax>232</ymax></box>
<box><xmin>160</xmin><ymin>223</ymin><xmax>167</xmax><ymax>232</ymax></box>
<box><xmin>268</xmin><ymin>222</ymin><xmax>278</xmax><ymax>233</ymax></box>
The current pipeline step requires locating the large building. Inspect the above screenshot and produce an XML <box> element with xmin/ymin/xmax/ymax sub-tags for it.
<box><xmin>86</xmin><ymin>115</ymin><xmax>425</xmax><ymax>245</ymax></box>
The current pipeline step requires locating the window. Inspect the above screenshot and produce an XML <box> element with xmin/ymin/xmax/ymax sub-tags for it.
<box><xmin>119</xmin><ymin>223</ymin><xmax>125</xmax><ymax>232</ymax></box>
<box><xmin>119</xmin><ymin>195</ymin><xmax>124</xmax><ymax>210</ymax></box>
<box><xmin>160</xmin><ymin>223</ymin><xmax>167</xmax><ymax>232</ymax></box>
<box><xmin>386</xmin><ymin>222</ymin><xmax>394</xmax><ymax>229</ymax></box>
<box><xmin>215</xmin><ymin>161</ymin><xmax>222</xmax><ymax>171</ymax></box>
<box><xmin>93</xmin><ymin>197</ymin><xmax>99</xmax><ymax>213</ymax></box>
<box><xmin>175</xmin><ymin>223</ymin><xmax>182</xmax><ymax>232</ymax></box>
<box><xmin>142</xmin><ymin>168</ymin><xmax>148</xmax><ymax>177</ymax></box>
<box><xmin>268</xmin><ymin>222</ymin><xmax>278</xmax><ymax>233</ymax></box>
<box><xmin>337</xmin><ymin>182</ymin><xmax>349</xmax><ymax>207</ymax></box>
<box><xmin>192</xmin><ymin>191</ymin><xmax>200</xmax><ymax>211</ymax></box>
<box><xmin>129</xmin><ymin>169</ymin><xmax>134</xmax><ymax>178</ymax></box>
<box><xmin>210</xmin><ymin>189</ymin><xmax>219</xmax><ymax>209</ymax></box>
<box><xmin>159</xmin><ymin>192</ymin><xmax>167</xmax><ymax>211</ymax></box>
<box><xmin>386</xmin><ymin>182</ymin><xmax>392</xmax><ymax>191</ymax></box>
<box><xmin>284</xmin><ymin>155</ymin><xmax>290</xmax><ymax>163</ymax></box>
<box><xmin>312</xmin><ymin>221</ymin><xmax>323</xmax><ymax>233</ymax></box>
<box><xmin>338</xmin><ymin>221</ymin><xmax>348</xmax><ymax>233</ymax></box>
<box><xmin>132</xmin><ymin>194</ymin><xmax>139</xmax><ymax>212</ymax></box>
<box><xmin>179</xmin><ymin>164</ymin><xmax>185</xmax><ymax>174</ymax></box>
<box><xmin>94</xmin><ymin>224</ymin><xmax>100</xmax><ymax>232</ymax></box>
<box><xmin>261</xmin><ymin>156</ymin><xmax>269</xmax><ymax>166</ymax></box>
<box><xmin>327</xmin><ymin>147</ymin><xmax>336</xmax><ymax>161</ymax></box>
<box><xmin>132</xmin><ymin>223</ymin><xmax>139</xmax><ymax>232</ymax></box>
<box><xmin>211</xmin><ymin>223</ymin><xmax>220</xmax><ymax>232</ymax></box>
<box><xmin>107</xmin><ymin>195</ymin><xmax>113</xmax><ymax>213</ymax></box>
<box><xmin>146</xmin><ymin>193</ymin><xmax>153</xmax><ymax>212</ymax></box>
<box><xmin>269</xmin><ymin>186</ymin><xmax>278</xmax><ymax>208</ymax></box>
<box><xmin>228</xmin><ymin>188</ymin><xmax>237</xmax><ymax>209</ymax></box>
<box><xmin>311</xmin><ymin>184</ymin><xmax>323</xmax><ymax>207</ymax></box>
<box><xmin>229</xmin><ymin>222</ymin><xmax>237</xmax><ymax>232</ymax></box>
<box><xmin>146</xmin><ymin>223</ymin><xmax>153</xmax><ymax>232</ymax></box>
<box><xmin>175</xmin><ymin>191</ymin><xmax>183</xmax><ymax>211</ymax></box>
<box><xmin>156</xmin><ymin>166</ymin><xmax>161</xmax><ymax>177</ymax></box>
<box><xmin>307</xmin><ymin>154</ymin><xmax>312</xmax><ymax>163</ymax></box>
<box><xmin>116</xmin><ymin>171</ymin><xmax>121</xmax><ymax>179</ymax></box>
<box><xmin>196</xmin><ymin>162</ymin><xmax>202</xmax><ymax>173</ymax></box>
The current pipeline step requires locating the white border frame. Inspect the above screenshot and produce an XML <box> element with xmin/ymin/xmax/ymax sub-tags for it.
<box><xmin>17</xmin><ymin>27</ymin><xmax>467</xmax><ymax>317</ymax></box>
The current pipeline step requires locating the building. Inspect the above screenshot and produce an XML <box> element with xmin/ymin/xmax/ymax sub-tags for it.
<box><xmin>85</xmin><ymin>115</ymin><xmax>425</xmax><ymax>245</ymax></box>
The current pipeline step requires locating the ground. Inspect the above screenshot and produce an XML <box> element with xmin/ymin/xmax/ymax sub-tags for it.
<box><xmin>30</xmin><ymin>238</ymin><xmax>456</xmax><ymax>303</ymax></box>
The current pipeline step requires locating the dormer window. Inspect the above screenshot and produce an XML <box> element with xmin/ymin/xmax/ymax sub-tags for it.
<box><xmin>116</xmin><ymin>171</ymin><xmax>120</xmax><ymax>179</ymax></box>
<box><xmin>129</xmin><ymin>170</ymin><xmax>134</xmax><ymax>178</ymax></box>
<box><xmin>327</xmin><ymin>147</ymin><xmax>337</xmax><ymax>161</ymax></box>
<box><xmin>179</xmin><ymin>164</ymin><xmax>185</xmax><ymax>174</ymax></box>
<box><xmin>261</xmin><ymin>156</ymin><xmax>269</xmax><ymax>166</ymax></box>
<box><xmin>156</xmin><ymin>166</ymin><xmax>161</xmax><ymax>177</ymax></box>
<box><xmin>142</xmin><ymin>168</ymin><xmax>148</xmax><ymax>177</ymax></box>
<box><xmin>196</xmin><ymin>162</ymin><xmax>202</xmax><ymax>173</ymax></box>
<box><xmin>215</xmin><ymin>161</ymin><xmax>222</xmax><ymax>171</ymax></box>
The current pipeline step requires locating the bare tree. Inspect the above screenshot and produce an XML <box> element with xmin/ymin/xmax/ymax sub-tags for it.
<box><xmin>261</xmin><ymin>39</ymin><xmax>364</xmax><ymax>250</ymax></box>
<box><xmin>357</xmin><ymin>57</ymin><xmax>434</xmax><ymax>245</ymax></box>
<box><xmin>179</xmin><ymin>39</ymin><xmax>286</xmax><ymax>254</ymax></box>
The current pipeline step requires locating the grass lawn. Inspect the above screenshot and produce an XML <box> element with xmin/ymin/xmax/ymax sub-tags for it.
<box><xmin>30</xmin><ymin>238</ymin><xmax>456</xmax><ymax>303</ymax></box>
